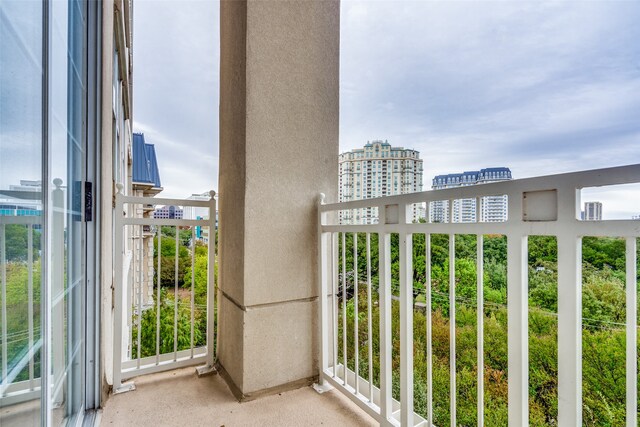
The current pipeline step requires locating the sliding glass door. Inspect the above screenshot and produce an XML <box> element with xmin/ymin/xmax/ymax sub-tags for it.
<box><xmin>0</xmin><ymin>1</ymin><xmax>94</xmax><ymax>425</ymax></box>
<box><xmin>0</xmin><ymin>1</ymin><xmax>45</xmax><ymax>425</ymax></box>
<box><xmin>48</xmin><ymin>0</ymin><xmax>87</xmax><ymax>424</ymax></box>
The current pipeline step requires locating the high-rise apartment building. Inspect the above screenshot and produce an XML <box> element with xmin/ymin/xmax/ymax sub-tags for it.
<box><xmin>582</xmin><ymin>201</ymin><xmax>603</xmax><ymax>221</ymax></box>
<box><xmin>338</xmin><ymin>140</ymin><xmax>423</xmax><ymax>223</ymax></box>
<box><xmin>430</xmin><ymin>167</ymin><xmax>512</xmax><ymax>223</ymax></box>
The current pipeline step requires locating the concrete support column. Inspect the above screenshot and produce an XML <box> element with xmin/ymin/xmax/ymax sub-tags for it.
<box><xmin>217</xmin><ymin>0</ymin><xmax>339</xmax><ymax>399</ymax></box>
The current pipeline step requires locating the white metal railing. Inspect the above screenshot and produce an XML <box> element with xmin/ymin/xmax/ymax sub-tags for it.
<box><xmin>112</xmin><ymin>188</ymin><xmax>217</xmax><ymax>393</ymax></box>
<box><xmin>317</xmin><ymin>164</ymin><xmax>640</xmax><ymax>426</ymax></box>
<box><xmin>0</xmin><ymin>215</ymin><xmax>42</xmax><ymax>407</ymax></box>
<box><xmin>1</xmin><ymin>180</ymin><xmax>84</xmax><ymax>409</ymax></box>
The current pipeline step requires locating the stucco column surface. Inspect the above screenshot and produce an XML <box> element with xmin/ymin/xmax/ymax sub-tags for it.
<box><xmin>217</xmin><ymin>0</ymin><xmax>339</xmax><ymax>398</ymax></box>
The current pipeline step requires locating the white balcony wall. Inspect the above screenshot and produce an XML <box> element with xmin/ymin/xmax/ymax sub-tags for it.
<box><xmin>99</xmin><ymin>0</ymin><xmax>134</xmax><ymax>399</ymax></box>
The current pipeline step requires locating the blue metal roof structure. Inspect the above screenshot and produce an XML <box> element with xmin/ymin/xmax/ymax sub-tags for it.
<box><xmin>132</xmin><ymin>133</ymin><xmax>161</xmax><ymax>187</ymax></box>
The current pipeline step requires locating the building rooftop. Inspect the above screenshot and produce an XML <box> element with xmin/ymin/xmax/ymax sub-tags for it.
<box><xmin>132</xmin><ymin>133</ymin><xmax>162</xmax><ymax>188</ymax></box>
<box><xmin>340</xmin><ymin>140</ymin><xmax>421</xmax><ymax>157</ymax></box>
<box><xmin>433</xmin><ymin>167</ymin><xmax>512</xmax><ymax>182</ymax></box>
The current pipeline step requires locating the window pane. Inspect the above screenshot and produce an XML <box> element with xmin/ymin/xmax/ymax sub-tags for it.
<box><xmin>0</xmin><ymin>1</ymin><xmax>44</xmax><ymax>425</ymax></box>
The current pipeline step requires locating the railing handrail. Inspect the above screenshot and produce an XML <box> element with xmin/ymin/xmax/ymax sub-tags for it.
<box><xmin>0</xmin><ymin>215</ymin><xmax>42</xmax><ymax>225</ymax></box>
<box><xmin>118</xmin><ymin>218</ymin><xmax>211</xmax><ymax>227</ymax></box>
<box><xmin>117</xmin><ymin>193</ymin><xmax>215</xmax><ymax>209</ymax></box>
<box><xmin>322</xmin><ymin>163</ymin><xmax>640</xmax><ymax>212</ymax></box>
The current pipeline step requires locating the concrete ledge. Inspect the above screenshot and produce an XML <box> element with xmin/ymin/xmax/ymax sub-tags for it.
<box><xmin>217</xmin><ymin>361</ymin><xmax>317</xmax><ymax>403</ymax></box>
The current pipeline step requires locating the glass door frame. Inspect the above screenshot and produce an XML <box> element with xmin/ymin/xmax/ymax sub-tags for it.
<box><xmin>40</xmin><ymin>0</ymin><xmax>101</xmax><ymax>425</ymax></box>
<box><xmin>84</xmin><ymin>0</ymin><xmax>102</xmax><ymax>416</ymax></box>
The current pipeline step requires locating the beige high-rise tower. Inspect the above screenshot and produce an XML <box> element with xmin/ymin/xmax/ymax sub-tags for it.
<box><xmin>338</xmin><ymin>140</ymin><xmax>424</xmax><ymax>224</ymax></box>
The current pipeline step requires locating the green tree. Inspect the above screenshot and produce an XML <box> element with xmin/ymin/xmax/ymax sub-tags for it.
<box><xmin>4</xmin><ymin>224</ymin><xmax>41</xmax><ymax>262</ymax></box>
<box><xmin>132</xmin><ymin>289</ymin><xmax>205</xmax><ymax>358</ymax></box>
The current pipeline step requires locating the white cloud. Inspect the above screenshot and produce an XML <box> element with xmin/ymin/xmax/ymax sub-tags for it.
<box><xmin>340</xmin><ymin>0</ymin><xmax>640</xmax><ymax>217</ymax></box>
<box><xmin>132</xmin><ymin>1</ymin><xmax>640</xmax><ymax>216</ymax></box>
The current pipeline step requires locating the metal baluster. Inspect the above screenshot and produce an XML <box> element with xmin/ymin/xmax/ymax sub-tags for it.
<box><xmin>28</xmin><ymin>224</ymin><xmax>34</xmax><ymax>389</ymax></box>
<box><xmin>190</xmin><ymin>227</ymin><xmax>195</xmax><ymax>358</ymax></box>
<box><xmin>130</xmin><ymin>226</ymin><xmax>134</xmax><ymax>359</ymax></box>
<box><xmin>366</xmin><ymin>233</ymin><xmax>373</xmax><ymax>401</ymax></box>
<box><xmin>426</xmin><ymin>233</ymin><xmax>433</xmax><ymax>425</ymax></box>
<box><xmin>450</xmin><ymin>233</ymin><xmax>456</xmax><ymax>426</ymax></box>
<box><xmin>353</xmin><ymin>233</ymin><xmax>359</xmax><ymax>394</ymax></box>
<box><xmin>400</xmin><ymin>229</ymin><xmax>414</xmax><ymax>426</ymax></box>
<box><xmin>477</xmin><ymin>234</ymin><xmax>484</xmax><ymax>426</ymax></box>
<box><xmin>332</xmin><ymin>232</ymin><xmax>338</xmax><ymax>378</ymax></box>
<box><xmin>156</xmin><ymin>229</ymin><xmax>161</xmax><ymax>364</ymax></box>
<box><xmin>137</xmin><ymin>225</ymin><xmax>143</xmax><ymax>368</ymax></box>
<box><xmin>342</xmin><ymin>232</ymin><xmax>347</xmax><ymax>386</ymax></box>
<box><xmin>174</xmin><ymin>228</ymin><xmax>179</xmax><ymax>361</ymax></box>
<box><xmin>626</xmin><ymin>237</ymin><xmax>637</xmax><ymax>427</ymax></box>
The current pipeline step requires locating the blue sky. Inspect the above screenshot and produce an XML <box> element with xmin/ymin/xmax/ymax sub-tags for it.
<box><xmin>133</xmin><ymin>0</ymin><xmax>640</xmax><ymax>218</ymax></box>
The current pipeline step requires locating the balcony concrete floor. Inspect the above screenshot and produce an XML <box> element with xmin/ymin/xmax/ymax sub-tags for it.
<box><xmin>100</xmin><ymin>367</ymin><xmax>376</xmax><ymax>426</ymax></box>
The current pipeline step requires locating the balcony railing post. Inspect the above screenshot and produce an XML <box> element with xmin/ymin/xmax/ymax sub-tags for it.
<box><xmin>557</xmin><ymin>186</ymin><xmax>582</xmax><ymax>426</ymax></box>
<box><xmin>557</xmin><ymin>234</ymin><xmax>582</xmax><ymax>426</ymax></box>
<box><xmin>315</xmin><ymin>193</ymin><xmax>333</xmax><ymax>391</ymax></box>
<box><xmin>379</xmin><ymin>206</ymin><xmax>392</xmax><ymax>422</ymax></box>
<box><xmin>399</xmin><ymin>203</ymin><xmax>414</xmax><ymax>426</ymax></box>
<box><xmin>477</xmin><ymin>234</ymin><xmax>484</xmax><ymax>425</ymax></box>
<box><xmin>506</xmin><ymin>233</ymin><xmax>528</xmax><ymax>426</ymax></box>
<box><xmin>198</xmin><ymin>190</ymin><xmax>217</xmax><ymax>376</ymax></box>
<box><xmin>112</xmin><ymin>185</ymin><xmax>133</xmax><ymax>393</ymax></box>
<box><xmin>426</xmin><ymin>233</ymin><xmax>434</xmax><ymax>425</ymax></box>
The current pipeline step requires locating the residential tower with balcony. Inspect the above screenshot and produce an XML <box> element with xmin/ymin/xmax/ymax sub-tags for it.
<box><xmin>338</xmin><ymin>140</ymin><xmax>423</xmax><ymax>223</ymax></box>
